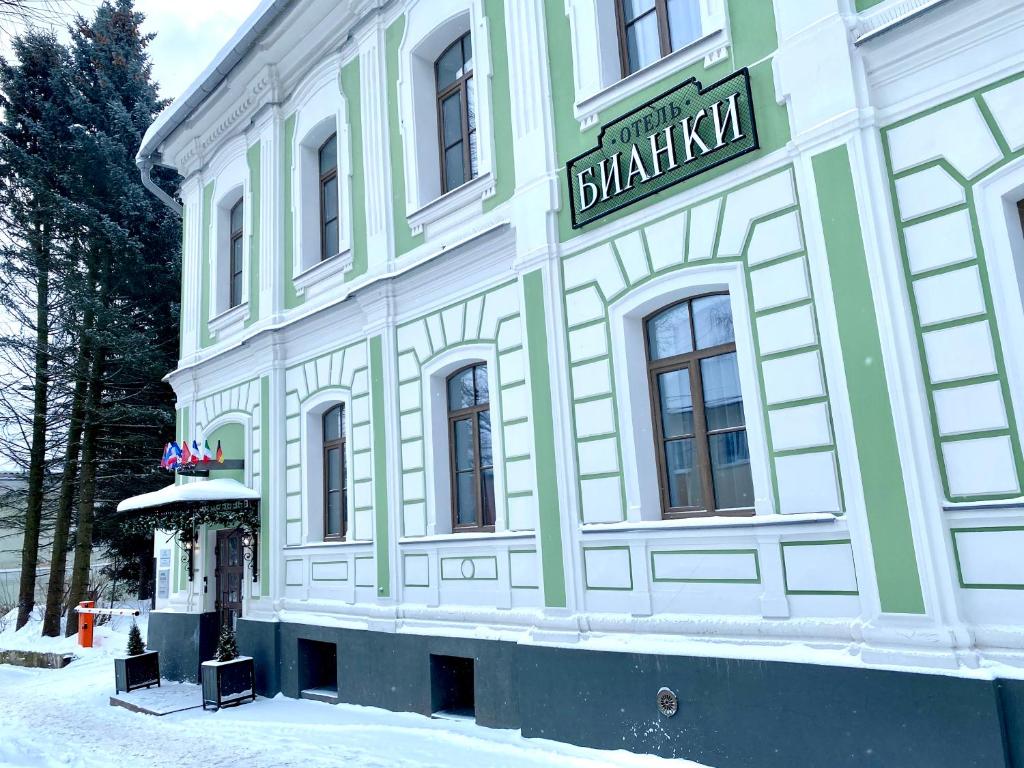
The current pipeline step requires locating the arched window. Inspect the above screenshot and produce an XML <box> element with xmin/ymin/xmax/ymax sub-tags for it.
<box><xmin>447</xmin><ymin>363</ymin><xmax>494</xmax><ymax>532</ymax></box>
<box><xmin>319</xmin><ymin>133</ymin><xmax>339</xmax><ymax>261</ymax></box>
<box><xmin>228</xmin><ymin>198</ymin><xmax>244</xmax><ymax>308</ymax></box>
<box><xmin>435</xmin><ymin>33</ymin><xmax>476</xmax><ymax>194</ymax></box>
<box><xmin>616</xmin><ymin>0</ymin><xmax>701</xmax><ymax>76</ymax></box>
<box><xmin>645</xmin><ymin>293</ymin><xmax>753</xmax><ymax>517</ymax></box>
<box><xmin>323</xmin><ymin>404</ymin><xmax>347</xmax><ymax>540</ymax></box>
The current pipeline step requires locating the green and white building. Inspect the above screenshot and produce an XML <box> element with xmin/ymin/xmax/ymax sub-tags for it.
<box><xmin>135</xmin><ymin>0</ymin><xmax>1024</xmax><ymax>764</ymax></box>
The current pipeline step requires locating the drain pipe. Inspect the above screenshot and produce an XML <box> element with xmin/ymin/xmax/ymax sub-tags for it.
<box><xmin>138</xmin><ymin>156</ymin><xmax>183</xmax><ymax>217</ymax></box>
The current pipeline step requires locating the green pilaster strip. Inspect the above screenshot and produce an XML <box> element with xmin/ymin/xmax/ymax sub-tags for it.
<box><xmin>282</xmin><ymin>113</ymin><xmax>303</xmax><ymax>309</ymax></box>
<box><xmin>369</xmin><ymin>335</ymin><xmax>391</xmax><ymax>597</ymax></box>
<box><xmin>811</xmin><ymin>145</ymin><xmax>925</xmax><ymax>615</ymax></box>
<box><xmin>260</xmin><ymin>375</ymin><xmax>271</xmax><ymax>596</ymax></box>
<box><xmin>522</xmin><ymin>270</ymin><xmax>567</xmax><ymax>608</ymax></box>
<box><xmin>245</xmin><ymin>141</ymin><xmax>261</xmax><ymax>327</ymax></box>
<box><xmin>385</xmin><ymin>16</ymin><xmax>424</xmax><ymax>258</ymax></box>
<box><xmin>199</xmin><ymin>183</ymin><xmax>215</xmax><ymax>348</ymax></box>
<box><xmin>339</xmin><ymin>60</ymin><xmax>368</xmax><ymax>281</ymax></box>
<box><xmin>482</xmin><ymin>0</ymin><xmax>516</xmax><ymax>211</ymax></box>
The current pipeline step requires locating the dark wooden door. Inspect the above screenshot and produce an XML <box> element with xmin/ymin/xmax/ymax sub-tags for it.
<box><xmin>215</xmin><ymin>528</ymin><xmax>244</xmax><ymax>629</ymax></box>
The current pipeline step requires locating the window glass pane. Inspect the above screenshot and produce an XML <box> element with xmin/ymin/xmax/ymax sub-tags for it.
<box><xmin>701</xmin><ymin>353</ymin><xmax>744</xmax><ymax>431</ymax></box>
<box><xmin>621</xmin><ymin>0</ymin><xmax>655</xmax><ymax>22</ymax></box>
<box><xmin>478</xmin><ymin>411</ymin><xmax>492</xmax><ymax>467</ymax></box>
<box><xmin>474</xmin><ymin>364</ymin><xmax>488</xmax><ymax>405</ymax></box>
<box><xmin>666</xmin><ymin>0</ymin><xmax>701</xmax><ymax>51</ymax></box>
<box><xmin>231</xmin><ymin>271</ymin><xmax>242</xmax><ymax>308</ymax></box>
<box><xmin>709</xmin><ymin>430</ymin><xmax>754</xmax><ymax>509</ymax></box>
<box><xmin>326</xmin><ymin>446</ymin><xmax>341</xmax><ymax>490</ymax></box>
<box><xmin>322</xmin><ymin>175</ymin><xmax>338</xmax><ymax>221</ymax></box>
<box><xmin>647</xmin><ymin>302</ymin><xmax>693</xmax><ymax>360</ymax></box>
<box><xmin>626</xmin><ymin>13</ymin><xmax>661</xmax><ymax>73</ymax></box>
<box><xmin>480</xmin><ymin>467</ymin><xmax>495</xmax><ymax>527</ymax></box>
<box><xmin>230</xmin><ymin>200</ymin><xmax>243</xmax><ymax>233</ymax></box>
<box><xmin>436</xmin><ymin>40</ymin><xmax>463</xmax><ymax>91</ymax></box>
<box><xmin>231</xmin><ymin>238</ymin><xmax>243</xmax><ymax>274</ymax></box>
<box><xmin>466</xmin><ymin>77</ymin><xmax>476</xmax><ymax>134</ymax></box>
<box><xmin>456</xmin><ymin>471</ymin><xmax>477</xmax><ymax>526</ymax></box>
<box><xmin>462</xmin><ymin>32</ymin><xmax>473</xmax><ymax>69</ymax></box>
<box><xmin>448</xmin><ymin>368</ymin><xmax>474</xmax><ymax>411</ymax></box>
<box><xmin>326</xmin><ymin>490</ymin><xmax>342</xmax><ymax>535</ymax></box>
<box><xmin>692</xmin><ymin>294</ymin><xmax>734</xmax><ymax>349</ymax></box>
<box><xmin>657</xmin><ymin>368</ymin><xmax>694</xmax><ymax>438</ymax></box>
<box><xmin>323</xmin><ymin>219</ymin><xmax>339</xmax><ymax>260</ymax></box>
<box><xmin>454</xmin><ymin>418</ymin><xmax>475</xmax><ymax>471</ymax></box>
<box><xmin>441</xmin><ymin>92</ymin><xmax>463</xmax><ymax>148</ymax></box>
<box><xmin>664</xmin><ymin>438</ymin><xmax>701</xmax><ymax>508</ymax></box>
<box><xmin>319</xmin><ymin>134</ymin><xmax>337</xmax><ymax>175</ymax></box>
<box><xmin>445</xmin><ymin>142</ymin><xmax>465</xmax><ymax>191</ymax></box>
<box><xmin>323</xmin><ymin>406</ymin><xmax>342</xmax><ymax>442</ymax></box>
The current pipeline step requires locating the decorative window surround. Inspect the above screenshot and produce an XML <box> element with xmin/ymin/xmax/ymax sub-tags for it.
<box><xmin>287</xmin><ymin>57</ymin><xmax>354</xmax><ymax>283</ymax></box>
<box><xmin>565</xmin><ymin>0</ymin><xmax>728</xmax><ymax>129</ymax></box>
<box><xmin>407</xmin><ymin>172</ymin><xmax>494</xmax><ymax>237</ymax></box>
<box><xmin>208</xmin><ymin>302</ymin><xmax>250</xmax><ymax>340</ymax></box>
<box><xmin>208</xmin><ymin>142</ymin><xmax>251</xmax><ymax>324</ymax></box>
<box><xmin>397</xmin><ymin>0</ymin><xmax>497</xmax><ymax>221</ymax></box>
<box><xmin>300</xmin><ymin>389</ymin><xmax>356</xmax><ymax>544</ymax></box>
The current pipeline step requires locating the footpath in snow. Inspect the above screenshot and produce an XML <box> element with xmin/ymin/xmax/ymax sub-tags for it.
<box><xmin>0</xmin><ymin>609</ymin><xmax>710</xmax><ymax>768</ymax></box>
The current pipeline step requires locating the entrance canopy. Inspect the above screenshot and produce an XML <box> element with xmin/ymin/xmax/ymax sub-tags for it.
<box><xmin>118</xmin><ymin>479</ymin><xmax>261</xmax><ymax>582</ymax></box>
<box><xmin>117</xmin><ymin>478</ymin><xmax>259</xmax><ymax>513</ymax></box>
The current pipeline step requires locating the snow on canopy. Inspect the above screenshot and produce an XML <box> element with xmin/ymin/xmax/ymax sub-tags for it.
<box><xmin>117</xmin><ymin>479</ymin><xmax>259</xmax><ymax>513</ymax></box>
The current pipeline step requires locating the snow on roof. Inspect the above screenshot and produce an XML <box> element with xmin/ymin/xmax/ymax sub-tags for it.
<box><xmin>117</xmin><ymin>479</ymin><xmax>259</xmax><ymax>513</ymax></box>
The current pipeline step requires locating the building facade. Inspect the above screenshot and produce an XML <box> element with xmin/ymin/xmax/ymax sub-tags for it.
<box><xmin>138</xmin><ymin>0</ymin><xmax>1024</xmax><ymax>764</ymax></box>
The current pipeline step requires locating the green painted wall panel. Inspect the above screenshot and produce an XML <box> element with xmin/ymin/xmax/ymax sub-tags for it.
<box><xmin>482</xmin><ymin>0</ymin><xmax>516</xmax><ymax>212</ymax></box>
<box><xmin>246</xmin><ymin>141</ymin><xmax>262</xmax><ymax>327</ymax></box>
<box><xmin>370</xmin><ymin>335</ymin><xmax>391</xmax><ymax>597</ymax></box>
<box><xmin>811</xmin><ymin>145</ymin><xmax>925</xmax><ymax>615</ymax></box>
<box><xmin>282</xmin><ymin>113</ymin><xmax>303</xmax><ymax>309</ymax></box>
<box><xmin>340</xmin><ymin>61</ymin><xmax>369</xmax><ymax>281</ymax></box>
<box><xmin>260</xmin><ymin>375</ymin><xmax>271</xmax><ymax>596</ymax></box>
<box><xmin>855</xmin><ymin>0</ymin><xmax>886</xmax><ymax>11</ymax></box>
<box><xmin>522</xmin><ymin>270</ymin><xmax>567</xmax><ymax>608</ymax></box>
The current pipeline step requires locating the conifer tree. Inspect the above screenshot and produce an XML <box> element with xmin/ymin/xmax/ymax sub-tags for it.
<box><xmin>126</xmin><ymin>621</ymin><xmax>144</xmax><ymax>656</ymax></box>
<box><xmin>215</xmin><ymin>625</ymin><xmax>238</xmax><ymax>663</ymax></box>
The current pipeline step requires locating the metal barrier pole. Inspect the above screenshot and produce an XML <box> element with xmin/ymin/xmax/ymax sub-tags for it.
<box><xmin>77</xmin><ymin>601</ymin><xmax>95</xmax><ymax>648</ymax></box>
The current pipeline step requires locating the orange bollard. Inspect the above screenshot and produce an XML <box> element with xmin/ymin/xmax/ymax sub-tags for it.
<box><xmin>78</xmin><ymin>601</ymin><xmax>94</xmax><ymax>648</ymax></box>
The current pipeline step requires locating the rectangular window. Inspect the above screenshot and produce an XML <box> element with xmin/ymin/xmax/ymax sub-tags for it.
<box><xmin>323</xmin><ymin>404</ymin><xmax>347</xmax><ymax>540</ymax></box>
<box><xmin>447</xmin><ymin>363</ymin><xmax>495</xmax><ymax>532</ymax></box>
<box><xmin>436</xmin><ymin>33</ymin><xmax>477</xmax><ymax>194</ymax></box>
<box><xmin>616</xmin><ymin>0</ymin><xmax>701</xmax><ymax>76</ymax></box>
<box><xmin>319</xmin><ymin>134</ymin><xmax>339</xmax><ymax>261</ymax></box>
<box><xmin>645</xmin><ymin>293</ymin><xmax>754</xmax><ymax>517</ymax></box>
<box><xmin>229</xmin><ymin>199</ymin><xmax>244</xmax><ymax>309</ymax></box>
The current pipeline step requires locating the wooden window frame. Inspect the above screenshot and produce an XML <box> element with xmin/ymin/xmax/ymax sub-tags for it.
<box><xmin>615</xmin><ymin>0</ymin><xmax>693</xmax><ymax>78</ymax></box>
<box><xmin>447</xmin><ymin>363</ymin><xmax>495</xmax><ymax>534</ymax></box>
<box><xmin>643</xmin><ymin>292</ymin><xmax>754</xmax><ymax>519</ymax></box>
<box><xmin>435</xmin><ymin>34</ymin><xmax>475</xmax><ymax>195</ymax></box>
<box><xmin>228</xmin><ymin>199</ymin><xmax>244</xmax><ymax>309</ymax></box>
<box><xmin>318</xmin><ymin>133</ymin><xmax>339</xmax><ymax>262</ymax></box>
<box><xmin>322</xmin><ymin>404</ymin><xmax>347</xmax><ymax>541</ymax></box>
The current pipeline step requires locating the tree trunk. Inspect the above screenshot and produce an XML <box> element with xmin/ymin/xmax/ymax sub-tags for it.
<box><xmin>41</xmin><ymin>318</ymin><xmax>91</xmax><ymax>637</ymax></box>
<box><xmin>15</xmin><ymin>219</ymin><xmax>49</xmax><ymax>631</ymax></box>
<box><xmin>64</xmin><ymin>303</ymin><xmax>105</xmax><ymax>636</ymax></box>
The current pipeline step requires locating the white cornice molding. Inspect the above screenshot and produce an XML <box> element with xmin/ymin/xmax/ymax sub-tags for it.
<box><xmin>853</xmin><ymin>0</ymin><xmax>953</xmax><ymax>45</ymax></box>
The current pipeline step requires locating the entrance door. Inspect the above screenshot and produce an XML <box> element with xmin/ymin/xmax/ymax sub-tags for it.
<box><xmin>215</xmin><ymin>528</ymin><xmax>244</xmax><ymax>629</ymax></box>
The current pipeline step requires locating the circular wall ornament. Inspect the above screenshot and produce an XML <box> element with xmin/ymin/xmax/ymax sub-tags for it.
<box><xmin>460</xmin><ymin>558</ymin><xmax>475</xmax><ymax>579</ymax></box>
<box><xmin>657</xmin><ymin>687</ymin><xmax>678</xmax><ymax>717</ymax></box>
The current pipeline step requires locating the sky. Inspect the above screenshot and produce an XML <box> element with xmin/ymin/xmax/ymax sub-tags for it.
<box><xmin>0</xmin><ymin>1</ymin><xmax>258</xmax><ymax>471</ymax></box>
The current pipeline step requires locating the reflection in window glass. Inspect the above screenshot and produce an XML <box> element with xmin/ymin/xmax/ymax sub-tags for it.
<box><xmin>447</xmin><ymin>363</ymin><xmax>494</xmax><ymax>531</ymax></box>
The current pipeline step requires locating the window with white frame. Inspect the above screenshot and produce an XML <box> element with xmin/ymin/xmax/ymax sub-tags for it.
<box><xmin>446</xmin><ymin>363</ymin><xmax>495</xmax><ymax>532</ymax></box>
<box><xmin>213</xmin><ymin>183</ymin><xmax>246</xmax><ymax>318</ymax></box>
<box><xmin>228</xmin><ymin>198</ymin><xmax>244</xmax><ymax>309</ymax></box>
<box><xmin>435</xmin><ymin>33</ymin><xmax>477</xmax><ymax>194</ymax></box>
<box><xmin>318</xmin><ymin>133</ymin><xmax>340</xmax><ymax>261</ymax></box>
<box><xmin>616</xmin><ymin>0</ymin><xmax>701</xmax><ymax>76</ymax></box>
<box><xmin>322</xmin><ymin>404</ymin><xmax>347</xmax><ymax>540</ymax></box>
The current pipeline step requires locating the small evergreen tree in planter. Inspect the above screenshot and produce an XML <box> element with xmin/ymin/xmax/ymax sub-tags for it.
<box><xmin>114</xmin><ymin>622</ymin><xmax>160</xmax><ymax>694</ymax></box>
<box><xmin>201</xmin><ymin>624</ymin><xmax>256</xmax><ymax>711</ymax></box>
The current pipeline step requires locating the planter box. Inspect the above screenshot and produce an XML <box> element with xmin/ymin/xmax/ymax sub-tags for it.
<box><xmin>201</xmin><ymin>656</ymin><xmax>256</xmax><ymax>711</ymax></box>
<box><xmin>114</xmin><ymin>651</ymin><xmax>161</xmax><ymax>694</ymax></box>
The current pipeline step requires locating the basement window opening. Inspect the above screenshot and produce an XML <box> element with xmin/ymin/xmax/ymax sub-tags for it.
<box><xmin>430</xmin><ymin>654</ymin><xmax>475</xmax><ymax>721</ymax></box>
<box><xmin>298</xmin><ymin>639</ymin><xmax>338</xmax><ymax>704</ymax></box>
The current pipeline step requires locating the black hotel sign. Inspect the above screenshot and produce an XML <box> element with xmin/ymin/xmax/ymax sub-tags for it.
<box><xmin>567</xmin><ymin>67</ymin><xmax>758</xmax><ymax>228</ymax></box>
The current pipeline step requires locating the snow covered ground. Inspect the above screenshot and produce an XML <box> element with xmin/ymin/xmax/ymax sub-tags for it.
<box><xmin>0</xmin><ymin>610</ymin><xmax>710</xmax><ymax>768</ymax></box>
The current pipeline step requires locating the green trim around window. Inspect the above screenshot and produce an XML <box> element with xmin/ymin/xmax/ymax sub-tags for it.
<box><xmin>811</xmin><ymin>145</ymin><xmax>925</xmax><ymax>615</ymax></box>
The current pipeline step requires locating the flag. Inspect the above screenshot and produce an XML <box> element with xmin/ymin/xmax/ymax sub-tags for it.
<box><xmin>168</xmin><ymin>442</ymin><xmax>182</xmax><ymax>468</ymax></box>
<box><xmin>160</xmin><ymin>443</ymin><xmax>170</xmax><ymax>469</ymax></box>
<box><xmin>181</xmin><ymin>440</ymin><xmax>192</xmax><ymax>464</ymax></box>
<box><xmin>202</xmin><ymin>440</ymin><xmax>213</xmax><ymax>463</ymax></box>
<box><xmin>191</xmin><ymin>440</ymin><xmax>201</xmax><ymax>464</ymax></box>
<box><xmin>215</xmin><ymin>440</ymin><xmax>224</xmax><ymax>464</ymax></box>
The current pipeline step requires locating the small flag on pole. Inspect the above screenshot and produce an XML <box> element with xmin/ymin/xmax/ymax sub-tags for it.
<box><xmin>160</xmin><ymin>443</ymin><xmax>171</xmax><ymax>469</ymax></box>
<box><xmin>191</xmin><ymin>440</ymin><xmax>201</xmax><ymax>464</ymax></box>
<box><xmin>181</xmin><ymin>440</ymin><xmax>192</xmax><ymax>464</ymax></box>
<box><xmin>215</xmin><ymin>440</ymin><xmax>224</xmax><ymax>464</ymax></box>
<box><xmin>202</xmin><ymin>440</ymin><xmax>213</xmax><ymax>463</ymax></box>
